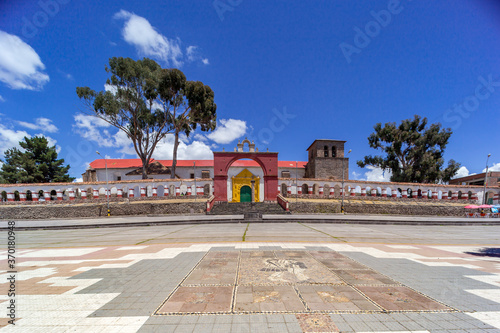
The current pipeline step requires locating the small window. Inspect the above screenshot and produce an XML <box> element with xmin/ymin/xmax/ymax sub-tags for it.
<box><xmin>190</xmin><ymin>173</ymin><xmax>195</xmax><ymax>179</ymax></box>
<box><xmin>281</xmin><ymin>171</ymin><xmax>291</xmax><ymax>178</ymax></box>
<box><xmin>201</xmin><ymin>170</ymin><xmax>210</xmax><ymax>179</ymax></box>
<box><xmin>332</xmin><ymin>147</ymin><xmax>337</xmax><ymax>157</ymax></box>
<box><xmin>117</xmin><ymin>176</ymin><xmax>122</xmax><ymax>181</ymax></box>
<box><xmin>323</xmin><ymin>145</ymin><xmax>329</xmax><ymax>157</ymax></box>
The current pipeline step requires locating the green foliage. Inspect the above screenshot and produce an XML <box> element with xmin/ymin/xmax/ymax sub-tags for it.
<box><xmin>158</xmin><ymin>69</ymin><xmax>217</xmax><ymax>178</ymax></box>
<box><xmin>77</xmin><ymin>57</ymin><xmax>216</xmax><ymax>179</ymax></box>
<box><xmin>0</xmin><ymin>136</ymin><xmax>74</xmax><ymax>184</ymax></box>
<box><xmin>357</xmin><ymin>115</ymin><xmax>460</xmax><ymax>183</ymax></box>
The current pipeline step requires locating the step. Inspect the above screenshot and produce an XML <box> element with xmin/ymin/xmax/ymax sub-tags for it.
<box><xmin>208</xmin><ymin>202</ymin><xmax>287</xmax><ymax>215</ymax></box>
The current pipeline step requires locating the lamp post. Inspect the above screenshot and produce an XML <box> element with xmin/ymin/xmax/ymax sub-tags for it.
<box><xmin>295</xmin><ymin>161</ymin><xmax>299</xmax><ymax>204</ymax></box>
<box><xmin>341</xmin><ymin>149</ymin><xmax>352</xmax><ymax>214</ymax></box>
<box><xmin>483</xmin><ymin>153</ymin><xmax>491</xmax><ymax>205</ymax></box>
<box><xmin>96</xmin><ymin>151</ymin><xmax>110</xmax><ymax>216</ymax></box>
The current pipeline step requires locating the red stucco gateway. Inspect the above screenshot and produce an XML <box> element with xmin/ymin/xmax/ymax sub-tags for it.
<box><xmin>213</xmin><ymin>150</ymin><xmax>278</xmax><ymax>202</ymax></box>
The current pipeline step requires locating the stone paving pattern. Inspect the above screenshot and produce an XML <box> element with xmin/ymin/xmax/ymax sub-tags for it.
<box><xmin>0</xmin><ymin>222</ymin><xmax>499</xmax><ymax>332</ymax></box>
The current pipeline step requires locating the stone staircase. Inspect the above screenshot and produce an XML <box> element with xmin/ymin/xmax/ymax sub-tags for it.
<box><xmin>208</xmin><ymin>202</ymin><xmax>288</xmax><ymax>217</ymax></box>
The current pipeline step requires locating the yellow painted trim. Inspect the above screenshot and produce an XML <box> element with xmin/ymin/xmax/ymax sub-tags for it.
<box><xmin>231</xmin><ymin>169</ymin><xmax>260</xmax><ymax>202</ymax></box>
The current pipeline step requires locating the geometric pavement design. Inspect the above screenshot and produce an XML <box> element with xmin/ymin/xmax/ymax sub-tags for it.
<box><xmin>155</xmin><ymin>250</ymin><xmax>454</xmax><ymax>315</ymax></box>
<box><xmin>1</xmin><ymin>241</ymin><xmax>500</xmax><ymax>332</ymax></box>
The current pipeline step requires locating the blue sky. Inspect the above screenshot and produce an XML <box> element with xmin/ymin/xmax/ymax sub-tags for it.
<box><xmin>0</xmin><ymin>0</ymin><xmax>499</xmax><ymax>181</ymax></box>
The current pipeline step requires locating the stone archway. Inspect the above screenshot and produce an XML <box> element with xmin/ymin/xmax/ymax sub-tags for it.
<box><xmin>213</xmin><ymin>140</ymin><xmax>278</xmax><ymax>202</ymax></box>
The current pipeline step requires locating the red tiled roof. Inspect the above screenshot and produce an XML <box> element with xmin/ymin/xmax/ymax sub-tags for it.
<box><xmin>89</xmin><ymin>159</ymin><xmax>306</xmax><ymax>169</ymax></box>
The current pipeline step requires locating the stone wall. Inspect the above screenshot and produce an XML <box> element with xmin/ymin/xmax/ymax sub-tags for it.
<box><xmin>289</xmin><ymin>201</ymin><xmax>464</xmax><ymax>217</ymax></box>
<box><xmin>0</xmin><ymin>201</ymin><xmax>206</xmax><ymax>220</ymax></box>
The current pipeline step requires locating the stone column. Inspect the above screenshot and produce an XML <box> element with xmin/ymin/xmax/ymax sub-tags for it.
<box><xmin>297</xmin><ymin>186</ymin><xmax>302</xmax><ymax>195</ymax></box>
<box><xmin>117</xmin><ymin>189</ymin><xmax>123</xmax><ymax>198</ymax></box>
<box><xmin>381</xmin><ymin>189</ymin><xmax>387</xmax><ymax>197</ymax></box>
<box><xmin>288</xmin><ymin>185</ymin><xmax>292</xmax><ymax>195</ymax></box>
<box><xmin>251</xmin><ymin>178</ymin><xmax>255</xmax><ymax>203</ymax></box>
<box><xmin>93</xmin><ymin>189</ymin><xmax>99</xmax><ymax>199</ymax></box>
<box><xmin>187</xmin><ymin>187</ymin><xmax>192</xmax><ymax>196</ymax></box>
<box><xmin>57</xmin><ymin>191</ymin><xmax>63</xmax><ymax>200</ymax></box>
<box><xmin>69</xmin><ymin>190</ymin><xmax>75</xmax><ymax>200</ymax></box>
<box><xmin>330</xmin><ymin>187</ymin><xmax>334</xmax><ymax>196</ymax></box>
<box><xmin>432</xmin><ymin>191</ymin><xmax>438</xmax><ymax>200</ymax></box>
<box><xmin>350</xmin><ymin>188</ymin><xmax>355</xmax><ymax>196</ymax></box>
<box><xmin>128</xmin><ymin>188</ymin><xmax>134</xmax><ymax>198</ymax></box>
<box><xmin>44</xmin><ymin>192</ymin><xmax>51</xmax><ymax>201</ymax></box>
<box><xmin>391</xmin><ymin>190</ymin><xmax>397</xmax><ymax>198</ymax></box>
<box><xmin>319</xmin><ymin>186</ymin><xmax>323</xmax><ymax>196</ymax></box>
<box><xmin>81</xmin><ymin>190</ymin><xmax>87</xmax><ymax>199</ymax></box>
<box><xmin>175</xmin><ymin>186</ymin><xmax>180</xmax><ymax>196</ymax></box>
<box><xmin>140</xmin><ymin>187</ymin><xmax>146</xmax><ymax>197</ymax></box>
<box><xmin>7</xmin><ymin>192</ymin><xmax>14</xmax><ymax>202</ymax></box>
<box><xmin>371</xmin><ymin>189</ymin><xmax>377</xmax><ymax>196</ymax></box>
<box><xmin>452</xmin><ymin>191</ymin><xmax>458</xmax><ymax>200</ymax></box>
<box><xmin>152</xmin><ymin>187</ymin><xmax>157</xmax><ymax>197</ymax></box>
<box><xmin>32</xmin><ymin>192</ymin><xmax>39</xmax><ymax>202</ymax></box>
<box><xmin>361</xmin><ymin>188</ymin><xmax>366</xmax><ymax>196</ymax></box>
<box><xmin>308</xmin><ymin>185</ymin><xmax>312</xmax><ymax>195</ymax></box>
<box><xmin>19</xmin><ymin>192</ymin><xmax>26</xmax><ymax>201</ymax></box>
<box><xmin>165</xmin><ymin>187</ymin><xmax>169</xmax><ymax>196</ymax></box>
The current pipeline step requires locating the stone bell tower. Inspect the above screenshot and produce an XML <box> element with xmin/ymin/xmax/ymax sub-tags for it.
<box><xmin>305</xmin><ymin>139</ymin><xmax>348</xmax><ymax>180</ymax></box>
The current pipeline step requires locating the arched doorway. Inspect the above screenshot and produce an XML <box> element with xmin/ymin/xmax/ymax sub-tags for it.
<box><xmin>213</xmin><ymin>140</ymin><xmax>278</xmax><ymax>202</ymax></box>
<box><xmin>240</xmin><ymin>186</ymin><xmax>252</xmax><ymax>202</ymax></box>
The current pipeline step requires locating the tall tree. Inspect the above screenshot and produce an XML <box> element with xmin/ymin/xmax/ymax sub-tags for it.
<box><xmin>77</xmin><ymin>57</ymin><xmax>168</xmax><ymax>179</ymax></box>
<box><xmin>357</xmin><ymin>115</ymin><xmax>460</xmax><ymax>183</ymax></box>
<box><xmin>77</xmin><ymin>57</ymin><xmax>217</xmax><ymax>179</ymax></box>
<box><xmin>158</xmin><ymin>69</ymin><xmax>217</xmax><ymax>178</ymax></box>
<box><xmin>0</xmin><ymin>136</ymin><xmax>74</xmax><ymax>183</ymax></box>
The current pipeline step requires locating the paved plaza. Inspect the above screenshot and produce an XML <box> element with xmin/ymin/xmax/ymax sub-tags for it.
<box><xmin>0</xmin><ymin>221</ymin><xmax>499</xmax><ymax>332</ymax></box>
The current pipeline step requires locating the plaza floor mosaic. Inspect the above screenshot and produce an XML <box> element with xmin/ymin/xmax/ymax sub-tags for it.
<box><xmin>0</xmin><ymin>241</ymin><xmax>499</xmax><ymax>332</ymax></box>
<box><xmin>156</xmin><ymin>250</ymin><xmax>453</xmax><ymax>315</ymax></box>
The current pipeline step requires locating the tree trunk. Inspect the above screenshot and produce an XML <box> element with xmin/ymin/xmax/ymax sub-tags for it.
<box><xmin>171</xmin><ymin>131</ymin><xmax>179</xmax><ymax>179</ymax></box>
<box><xmin>141</xmin><ymin>157</ymin><xmax>148</xmax><ymax>179</ymax></box>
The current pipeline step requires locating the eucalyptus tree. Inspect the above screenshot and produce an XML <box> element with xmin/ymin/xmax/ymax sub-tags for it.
<box><xmin>158</xmin><ymin>68</ymin><xmax>217</xmax><ymax>178</ymax></box>
<box><xmin>77</xmin><ymin>57</ymin><xmax>217</xmax><ymax>179</ymax></box>
<box><xmin>357</xmin><ymin>115</ymin><xmax>460</xmax><ymax>183</ymax></box>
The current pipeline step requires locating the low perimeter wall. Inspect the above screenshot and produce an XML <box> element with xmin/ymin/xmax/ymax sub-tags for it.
<box><xmin>290</xmin><ymin>202</ymin><xmax>464</xmax><ymax>217</ymax></box>
<box><xmin>0</xmin><ymin>201</ymin><xmax>206</xmax><ymax>220</ymax></box>
<box><xmin>0</xmin><ymin>199</ymin><xmax>469</xmax><ymax>220</ymax></box>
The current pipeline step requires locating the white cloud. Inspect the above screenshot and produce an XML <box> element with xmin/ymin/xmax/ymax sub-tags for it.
<box><xmin>0</xmin><ymin>95</ymin><xmax>4</xmax><ymax>102</ymax></box>
<box><xmin>193</xmin><ymin>133</ymin><xmax>208</xmax><ymax>142</ymax></box>
<box><xmin>17</xmin><ymin>117</ymin><xmax>58</xmax><ymax>133</ymax></box>
<box><xmin>0</xmin><ymin>123</ymin><xmax>30</xmax><ymax>155</ymax></box>
<box><xmin>152</xmin><ymin>134</ymin><xmax>213</xmax><ymax>160</ymax></box>
<box><xmin>0</xmin><ymin>30</ymin><xmax>49</xmax><ymax>90</ymax></box>
<box><xmin>186</xmin><ymin>46</ymin><xmax>210</xmax><ymax>65</ymax></box>
<box><xmin>73</xmin><ymin>177</ymin><xmax>83</xmax><ymax>183</ymax></box>
<box><xmin>206</xmin><ymin>119</ymin><xmax>247</xmax><ymax>144</ymax></box>
<box><xmin>484</xmin><ymin>162</ymin><xmax>500</xmax><ymax>172</ymax></box>
<box><xmin>104</xmin><ymin>83</ymin><xmax>117</xmax><ymax>94</ymax></box>
<box><xmin>453</xmin><ymin>166</ymin><xmax>470</xmax><ymax>179</ymax></box>
<box><xmin>351</xmin><ymin>171</ymin><xmax>362</xmax><ymax>180</ymax></box>
<box><xmin>114</xmin><ymin>130</ymin><xmax>136</xmax><ymax>155</ymax></box>
<box><xmin>114</xmin><ymin>10</ymin><xmax>183</xmax><ymax>67</ymax></box>
<box><xmin>73</xmin><ymin>114</ymin><xmax>116</xmax><ymax>147</ymax></box>
<box><xmin>364</xmin><ymin>166</ymin><xmax>392</xmax><ymax>182</ymax></box>
<box><xmin>186</xmin><ymin>46</ymin><xmax>197</xmax><ymax>61</ymax></box>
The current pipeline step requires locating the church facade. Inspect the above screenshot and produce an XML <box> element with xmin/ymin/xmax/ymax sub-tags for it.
<box><xmin>82</xmin><ymin>139</ymin><xmax>349</xmax><ymax>202</ymax></box>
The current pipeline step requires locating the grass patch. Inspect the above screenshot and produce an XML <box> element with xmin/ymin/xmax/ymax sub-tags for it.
<box><xmin>242</xmin><ymin>222</ymin><xmax>250</xmax><ymax>241</ymax></box>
